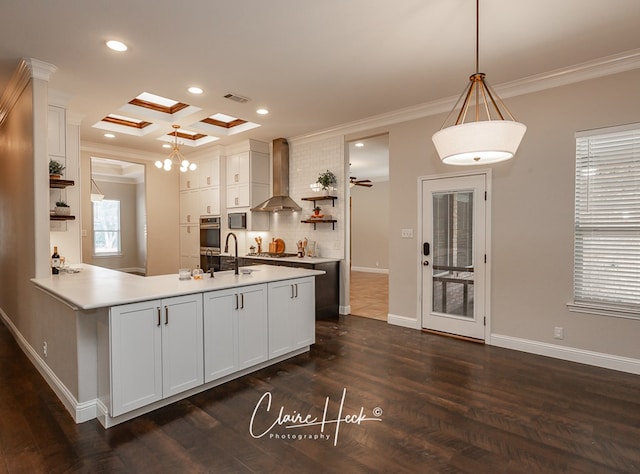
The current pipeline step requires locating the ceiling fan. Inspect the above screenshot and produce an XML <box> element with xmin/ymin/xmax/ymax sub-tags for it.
<box><xmin>350</xmin><ymin>177</ymin><xmax>373</xmax><ymax>187</ymax></box>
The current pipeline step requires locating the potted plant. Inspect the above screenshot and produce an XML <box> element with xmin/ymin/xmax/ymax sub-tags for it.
<box><xmin>49</xmin><ymin>159</ymin><xmax>65</xmax><ymax>178</ymax></box>
<box><xmin>54</xmin><ymin>200</ymin><xmax>71</xmax><ymax>216</ymax></box>
<box><xmin>316</xmin><ymin>170</ymin><xmax>337</xmax><ymax>195</ymax></box>
<box><xmin>311</xmin><ymin>206</ymin><xmax>324</xmax><ymax>219</ymax></box>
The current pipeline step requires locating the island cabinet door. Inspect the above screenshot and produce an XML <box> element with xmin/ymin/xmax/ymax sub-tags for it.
<box><xmin>290</xmin><ymin>277</ymin><xmax>316</xmax><ymax>349</ymax></box>
<box><xmin>161</xmin><ymin>294</ymin><xmax>204</xmax><ymax>398</ymax></box>
<box><xmin>203</xmin><ymin>288</ymin><xmax>239</xmax><ymax>382</ymax></box>
<box><xmin>110</xmin><ymin>300</ymin><xmax>163</xmax><ymax>417</ymax></box>
<box><xmin>268</xmin><ymin>277</ymin><xmax>315</xmax><ymax>359</ymax></box>
<box><xmin>237</xmin><ymin>284</ymin><xmax>268</xmax><ymax>370</ymax></box>
<box><xmin>203</xmin><ymin>284</ymin><xmax>268</xmax><ymax>382</ymax></box>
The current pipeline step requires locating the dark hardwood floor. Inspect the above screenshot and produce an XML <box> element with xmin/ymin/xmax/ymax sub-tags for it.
<box><xmin>1</xmin><ymin>315</ymin><xmax>639</xmax><ymax>473</ymax></box>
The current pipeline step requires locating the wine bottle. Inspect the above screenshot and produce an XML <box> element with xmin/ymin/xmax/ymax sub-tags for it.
<box><xmin>51</xmin><ymin>246</ymin><xmax>60</xmax><ymax>275</ymax></box>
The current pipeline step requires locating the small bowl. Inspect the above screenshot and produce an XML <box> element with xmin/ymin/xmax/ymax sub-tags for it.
<box><xmin>240</xmin><ymin>268</ymin><xmax>253</xmax><ymax>275</ymax></box>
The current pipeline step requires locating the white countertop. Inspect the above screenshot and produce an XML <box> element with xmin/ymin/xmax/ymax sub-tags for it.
<box><xmin>241</xmin><ymin>254</ymin><xmax>341</xmax><ymax>265</ymax></box>
<box><xmin>32</xmin><ymin>264</ymin><xmax>323</xmax><ymax>311</ymax></box>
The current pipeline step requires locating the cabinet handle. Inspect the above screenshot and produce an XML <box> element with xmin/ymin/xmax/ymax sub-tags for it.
<box><xmin>234</xmin><ymin>173</ymin><xmax>239</xmax><ymax>183</ymax></box>
<box><xmin>157</xmin><ymin>307</ymin><xmax>161</xmax><ymax>326</ymax></box>
<box><xmin>187</xmin><ymin>214</ymin><xmax>191</xmax><ymax>223</ymax></box>
<box><xmin>235</xmin><ymin>293</ymin><xmax>239</xmax><ymax>310</ymax></box>
<box><xmin>207</xmin><ymin>205</ymin><xmax>211</xmax><ymax>214</ymax></box>
<box><xmin>240</xmin><ymin>293</ymin><xmax>244</xmax><ymax>309</ymax></box>
<box><xmin>207</xmin><ymin>177</ymin><xmax>211</xmax><ymax>185</ymax></box>
<box><xmin>291</xmin><ymin>284</ymin><xmax>295</xmax><ymax>299</ymax></box>
<box><xmin>187</xmin><ymin>227</ymin><xmax>191</xmax><ymax>234</ymax></box>
<box><xmin>187</xmin><ymin>180</ymin><xmax>191</xmax><ymax>189</ymax></box>
<box><xmin>164</xmin><ymin>306</ymin><xmax>169</xmax><ymax>325</ymax></box>
<box><xmin>294</xmin><ymin>283</ymin><xmax>298</xmax><ymax>298</ymax></box>
<box><xmin>234</xmin><ymin>197</ymin><xmax>239</xmax><ymax>206</ymax></box>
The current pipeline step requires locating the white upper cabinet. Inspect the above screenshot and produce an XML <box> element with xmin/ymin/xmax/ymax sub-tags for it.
<box><xmin>48</xmin><ymin>105</ymin><xmax>66</xmax><ymax>159</ymax></box>
<box><xmin>198</xmin><ymin>156</ymin><xmax>220</xmax><ymax>188</ymax></box>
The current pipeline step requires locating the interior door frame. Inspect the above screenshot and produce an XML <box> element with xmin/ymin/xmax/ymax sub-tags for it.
<box><xmin>417</xmin><ymin>169</ymin><xmax>492</xmax><ymax>340</ymax></box>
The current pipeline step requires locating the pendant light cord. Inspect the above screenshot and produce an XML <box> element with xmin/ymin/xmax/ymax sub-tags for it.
<box><xmin>475</xmin><ymin>0</ymin><xmax>479</xmax><ymax>74</ymax></box>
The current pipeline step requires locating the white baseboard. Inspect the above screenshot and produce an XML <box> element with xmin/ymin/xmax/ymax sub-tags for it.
<box><xmin>340</xmin><ymin>305</ymin><xmax>351</xmax><ymax>315</ymax></box>
<box><xmin>387</xmin><ymin>313</ymin><xmax>420</xmax><ymax>329</ymax></box>
<box><xmin>490</xmin><ymin>333</ymin><xmax>640</xmax><ymax>375</ymax></box>
<box><xmin>351</xmin><ymin>266</ymin><xmax>389</xmax><ymax>274</ymax></box>
<box><xmin>0</xmin><ymin>307</ymin><xmax>97</xmax><ymax>423</ymax></box>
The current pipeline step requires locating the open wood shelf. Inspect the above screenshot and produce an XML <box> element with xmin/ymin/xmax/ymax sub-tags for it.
<box><xmin>49</xmin><ymin>178</ymin><xmax>75</xmax><ymax>189</ymax></box>
<box><xmin>50</xmin><ymin>215</ymin><xmax>76</xmax><ymax>221</ymax></box>
<box><xmin>300</xmin><ymin>196</ymin><xmax>337</xmax><ymax>206</ymax></box>
<box><xmin>300</xmin><ymin>219</ymin><xmax>337</xmax><ymax>230</ymax></box>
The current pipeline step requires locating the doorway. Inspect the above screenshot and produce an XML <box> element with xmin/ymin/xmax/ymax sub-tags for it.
<box><xmin>421</xmin><ymin>173</ymin><xmax>489</xmax><ymax>340</ymax></box>
<box><xmin>347</xmin><ymin>134</ymin><xmax>389</xmax><ymax>320</ymax></box>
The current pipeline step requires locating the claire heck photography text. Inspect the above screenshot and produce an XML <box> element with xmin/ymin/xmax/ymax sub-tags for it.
<box><xmin>249</xmin><ymin>388</ymin><xmax>383</xmax><ymax>447</ymax></box>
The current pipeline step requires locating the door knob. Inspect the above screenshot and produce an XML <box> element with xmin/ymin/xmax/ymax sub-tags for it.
<box><xmin>423</xmin><ymin>261</ymin><xmax>429</xmax><ymax>266</ymax></box>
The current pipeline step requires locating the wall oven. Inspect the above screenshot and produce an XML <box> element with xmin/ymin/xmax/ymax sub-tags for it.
<box><xmin>200</xmin><ymin>216</ymin><xmax>221</xmax><ymax>270</ymax></box>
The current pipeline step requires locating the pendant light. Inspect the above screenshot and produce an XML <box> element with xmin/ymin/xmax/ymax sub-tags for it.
<box><xmin>432</xmin><ymin>0</ymin><xmax>526</xmax><ymax>165</ymax></box>
<box><xmin>155</xmin><ymin>124</ymin><xmax>197</xmax><ymax>172</ymax></box>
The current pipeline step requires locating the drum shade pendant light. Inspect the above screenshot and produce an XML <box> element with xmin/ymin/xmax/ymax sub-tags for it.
<box><xmin>432</xmin><ymin>0</ymin><xmax>526</xmax><ymax>165</ymax></box>
<box><xmin>155</xmin><ymin>124</ymin><xmax>197</xmax><ymax>172</ymax></box>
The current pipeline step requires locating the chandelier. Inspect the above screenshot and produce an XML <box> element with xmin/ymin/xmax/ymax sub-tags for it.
<box><xmin>155</xmin><ymin>124</ymin><xmax>197</xmax><ymax>172</ymax></box>
<box><xmin>432</xmin><ymin>0</ymin><xmax>526</xmax><ymax>165</ymax></box>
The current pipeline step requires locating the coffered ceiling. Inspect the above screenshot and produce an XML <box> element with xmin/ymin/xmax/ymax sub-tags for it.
<box><xmin>1</xmin><ymin>0</ymin><xmax>640</xmax><ymax>161</ymax></box>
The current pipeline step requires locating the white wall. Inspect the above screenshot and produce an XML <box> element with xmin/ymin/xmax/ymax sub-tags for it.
<box><xmin>387</xmin><ymin>68</ymin><xmax>640</xmax><ymax>361</ymax></box>
<box><xmin>351</xmin><ymin>180</ymin><xmax>389</xmax><ymax>271</ymax></box>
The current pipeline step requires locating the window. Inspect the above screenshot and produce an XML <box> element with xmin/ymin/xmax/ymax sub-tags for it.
<box><xmin>571</xmin><ymin>123</ymin><xmax>640</xmax><ymax>319</ymax></box>
<box><xmin>93</xmin><ymin>199</ymin><xmax>121</xmax><ymax>255</ymax></box>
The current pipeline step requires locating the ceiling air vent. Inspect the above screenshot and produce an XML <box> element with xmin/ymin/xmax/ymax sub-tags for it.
<box><xmin>223</xmin><ymin>92</ymin><xmax>250</xmax><ymax>104</ymax></box>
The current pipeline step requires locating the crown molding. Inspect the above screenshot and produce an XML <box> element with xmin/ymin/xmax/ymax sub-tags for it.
<box><xmin>0</xmin><ymin>58</ymin><xmax>58</xmax><ymax>126</ymax></box>
<box><xmin>0</xmin><ymin>60</ymin><xmax>32</xmax><ymax>125</ymax></box>
<box><xmin>23</xmin><ymin>58</ymin><xmax>57</xmax><ymax>81</ymax></box>
<box><xmin>81</xmin><ymin>141</ymin><xmax>163</xmax><ymax>162</ymax></box>
<box><xmin>290</xmin><ymin>48</ymin><xmax>640</xmax><ymax>145</ymax></box>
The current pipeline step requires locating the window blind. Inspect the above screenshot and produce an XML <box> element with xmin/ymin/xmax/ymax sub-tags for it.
<box><xmin>574</xmin><ymin>125</ymin><xmax>640</xmax><ymax>313</ymax></box>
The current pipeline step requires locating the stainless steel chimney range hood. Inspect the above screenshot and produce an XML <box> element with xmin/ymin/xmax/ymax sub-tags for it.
<box><xmin>251</xmin><ymin>138</ymin><xmax>302</xmax><ymax>212</ymax></box>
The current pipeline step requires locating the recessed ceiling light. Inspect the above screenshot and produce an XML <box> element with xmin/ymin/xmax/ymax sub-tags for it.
<box><xmin>106</xmin><ymin>40</ymin><xmax>128</xmax><ymax>52</ymax></box>
<box><xmin>188</xmin><ymin>87</ymin><xmax>203</xmax><ymax>94</ymax></box>
<box><xmin>104</xmin><ymin>133</ymin><xmax>115</xmax><ymax>138</ymax></box>
<box><xmin>355</xmin><ymin>142</ymin><xmax>364</xmax><ymax>148</ymax></box>
<box><xmin>256</xmin><ymin>108</ymin><xmax>269</xmax><ymax>115</ymax></box>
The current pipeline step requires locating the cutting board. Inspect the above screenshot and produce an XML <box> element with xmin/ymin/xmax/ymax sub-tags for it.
<box><xmin>275</xmin><ymin>238</ymin><xmax>285</xmax><ymax>253</ymax></box>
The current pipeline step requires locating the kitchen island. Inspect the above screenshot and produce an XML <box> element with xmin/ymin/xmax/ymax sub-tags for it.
<box><xmin>30</xmin><ymin>264</ymin><xmax>323</xmax><ymax>427</ymax></box>
<box><xmin>238</xmin><ymin>254</ymin><xmax>340</xmax><ymax>319</ymax></box>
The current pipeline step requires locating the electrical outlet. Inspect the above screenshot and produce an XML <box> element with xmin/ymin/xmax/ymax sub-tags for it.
<box><xmin>401</xmin><ymin>228</ymin><xmax>414</xmax><ymax>239</ymax></box>
<box><xmin>553</xmin><ymin>327</ymin><xmax>564</xmax><ymax>340</ymax></box>
<box><xmin>43</xmin><ymin>341</ymin><xmax>48</xmax><ymax>358</ymax></box>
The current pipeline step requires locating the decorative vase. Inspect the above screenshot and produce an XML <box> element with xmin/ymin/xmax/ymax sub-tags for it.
<box><xmin>55</xmin><ymin>206</ymin><xmax>70</xmax><ymax>216</ymax></box>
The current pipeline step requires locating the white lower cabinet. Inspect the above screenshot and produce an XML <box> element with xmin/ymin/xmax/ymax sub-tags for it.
<box><xmin>110</xmin><ymin>294</ymin><xmax>203</xmax><ymax>417</ymax></box>
<box><xmin>268</xmin><ymin>277</ymin><xmax>315</xmax><ymax>359</ymax></box>
<box><xmin>203</xmin><ymin>284</ymin><xmax>268</xmax><ymax>383</ymax></box>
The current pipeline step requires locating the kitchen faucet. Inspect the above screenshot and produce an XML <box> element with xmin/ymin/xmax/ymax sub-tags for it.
<box><xmin>204</xmin><ymin>248</ymin><xmax>215</xmax><ymax>278</ymax></box>
<box><xmin>224</xmin><ymin>232</ymin><xmax>239</xmax><ymax>275</ymax></box>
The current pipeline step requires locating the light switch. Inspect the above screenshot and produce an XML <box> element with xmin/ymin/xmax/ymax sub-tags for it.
<box><xmin>401</xmin><ymin>228</ymin><xmax>414</xmax><ymax>239</ymax></box>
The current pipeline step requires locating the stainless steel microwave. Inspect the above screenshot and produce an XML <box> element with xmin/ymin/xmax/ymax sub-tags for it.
<box><xmin>228</xmin><ymin>212</ymin><xmax>247</xmax><ymax>229</ymax></box>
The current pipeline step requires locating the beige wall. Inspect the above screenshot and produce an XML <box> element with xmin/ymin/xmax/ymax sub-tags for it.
<box><xmin>387</xmin><ymin>68</ymin><xmax>640</xmax><ymax>359</ymax></box>
<box><xmin>351</xmin><ymin>180</ymin><xmax>389</xmax><ymax>271</ymax></box>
